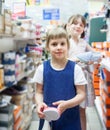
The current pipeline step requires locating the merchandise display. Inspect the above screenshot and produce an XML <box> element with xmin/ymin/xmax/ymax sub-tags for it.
<box><xmin>100</xmin><ymin>58</ymin><xmax>110</xmax><ymax>72</ymax></box>
<box><xmin>0</xmin><ymin>103</ymin><xmax>14</xmax><ymax>130</ymax></box>
<box><xmin>0</xmin><ymin>0</ymin><xmax>110</xmax><ymax>130</ymax></box>
<box><xmin>92</xmin><ymin>41</ymin><xmax>110</xmax><ymax>130</ymax></box>
<box><xmin>0</xmin><ymin>5</ymin><xmax>43</xmax><ymax>129</ymax></box>
<box><xmin>76</xmin><ymin>51</ymin><xmax>102</xmax><ymax>63</ymax></box>
<box><xmin>0</xmin><ymin>99</ymin><xmax>8</xmax><ymax>107</ymax></box>
<box><xmin>43</xmin><ymin>107</ymin><xmax>60</xmax><ymax>121</ymax></box>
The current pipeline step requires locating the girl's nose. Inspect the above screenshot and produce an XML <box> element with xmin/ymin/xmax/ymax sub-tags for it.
<box><xmin>57</xmin><ymin>44</ymin><xmax>61</xmax><ymax>49</ymax></box>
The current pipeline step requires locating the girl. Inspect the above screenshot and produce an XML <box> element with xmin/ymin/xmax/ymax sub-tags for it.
<box><xmin>33</xmin><ymin>27</ymin><xmax>87</xmax><ymax>130</ymax></box>
<box><xmin>67</xmin><ymin>14</ymin><xmax>96</xmax><ymax>130</ymax></box>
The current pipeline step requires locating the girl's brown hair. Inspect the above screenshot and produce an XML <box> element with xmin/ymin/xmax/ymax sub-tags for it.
<box><xmin>68</xmin><ymin>14</ymin><xmax>86</xmax><ymax>38</ymax></box>
<box><xmin>46</xmin><ymin>27</ymin><xmax>70</xmax><ymax>49</ymax></box>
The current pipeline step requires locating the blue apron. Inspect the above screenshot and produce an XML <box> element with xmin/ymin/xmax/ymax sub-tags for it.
<box><xmin>38</xmin><ymin>60</ymin><xmax>81</xmax><ymax>130</ymax></box>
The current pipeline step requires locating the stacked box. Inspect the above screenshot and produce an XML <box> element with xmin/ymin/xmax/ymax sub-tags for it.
<box><xmin>13</xmin><ymin>106</ymin><xmax>22</xmax><ymax>130</ymax></box>
<box><xmin>0</xmin><ymin>104</ymin><xmax>14</xmax><ymax>130</ymax></box>
<box><xmin>0</xmin><ymin>64</ymin><xmax>4</xmax><ymax>90</ymax></box>
<box><xmin>100</xmin><ymin>89</ymin><xmax>110</xmax><ymax>129</ymax></box>
<box><xmin>0</xmin><ymin>15</ymin><xmax>5</xmax><ymax>34</ymax></box>
<box><xmin>92</xmin><ymin>41</ymin><xmax>110</xmax><ymax>129</ymax></box>
<box><xmin>11</xmin><ymin>81</ymin><xmax>34</xmax><ymax>130</ymax></box>
<box><xmin>100</xmin><ymin>67</ymin><xmax>110</xmax><ymax>130</ymax></box>
<box><xmin>103</xmin><ymin>42</ymin><xmax>110</xmax><ymax>52</ymax></box>
<box><xmin>92</xmin><ymin>65</ymin><xmax>100</xmax><ymax>96</ymax></box>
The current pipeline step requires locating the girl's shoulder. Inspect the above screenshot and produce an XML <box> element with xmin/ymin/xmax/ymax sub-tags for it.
<box><xmin>37</xmin><ymin>63</ymin><xmax>44</xmax><ymax>71</ymax></box>
<box><xmin>68</xmin><ymin>60</ymin><xmax>76</xmax><ymax>68</ymax></box>
<box><xmin>36</xmin><ymin>60</ymin><xmax>50</xmax><ymax>76</ymax></box>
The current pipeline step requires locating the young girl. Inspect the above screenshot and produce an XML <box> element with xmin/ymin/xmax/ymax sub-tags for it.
<box><xmin>67</xmin><ymin>14</ymin><xmax>96</xmax><ymax>130</ymax></box>
<box><xmin>33</xmin><ymin>27</ymin><xmax>87</xmax><ymax>130</ymax></box>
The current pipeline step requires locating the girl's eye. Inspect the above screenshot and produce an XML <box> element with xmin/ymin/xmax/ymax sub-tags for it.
<box><xmin>74</xmin><ymin>22</ymin><xmax>78</xmax><ymax>25</ymax></box>
<box><xmin>80</xmin><ymin>24</ymin><xmax>84</xmax><ymax>27</ymax></box>
<box><xmin>72</xmin><ymin>20</ymin><xmax>78</xmax><ymax>25</ymax></box>
<box><xmin>61</xmin><ymin>42</ymin><xmax>65</xmax><ymax>46</ymax></box>
<box><xmin>52</xmin><ymin>42</ymin><xmax>57</xmax><ymax>46</ymax></box>
<box><xmin>78</xmin><ymin>23</ymin><xmax>84</xmax><ymax>27</ymax></box>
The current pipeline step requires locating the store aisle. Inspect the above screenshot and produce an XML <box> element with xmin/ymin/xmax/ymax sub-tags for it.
<box><xmin>86</xmin><ymin>107</ymin><xmax>103</xmax><ymax>130</ymax></box>
<box><xmin>28</xmin><ymin>106</ymin><xmax>103</xmax><ymax>130</ymax></box>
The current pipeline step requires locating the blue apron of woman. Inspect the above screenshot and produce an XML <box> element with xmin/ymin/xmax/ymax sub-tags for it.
<box><xmin>38</xmin><ymin>60</ymin><xmax>81</xmax><ymax>130</ymax></box>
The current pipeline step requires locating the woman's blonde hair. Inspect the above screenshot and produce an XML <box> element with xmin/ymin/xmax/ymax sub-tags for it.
<box><xmin>46</xmin><ymin>27</ymin><xmax>70</xmax><ymax>49</ymax></box>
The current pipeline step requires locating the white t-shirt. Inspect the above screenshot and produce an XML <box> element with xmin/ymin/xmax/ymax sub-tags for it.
<box><xmin>33</xmin><ymin>62</ymin><xmax>87</xmax><ymax>86</ymax></box>
<box><xmin>69</xmin><ymin>38</ymin><xmax>89</xmax><ymax>60</ymax></box>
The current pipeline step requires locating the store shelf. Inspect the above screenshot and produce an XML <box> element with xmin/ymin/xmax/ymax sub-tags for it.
<box><xmin>0</xmin><ymin>68</ymin><xmax>35</xmax><ymax>93</ymax></box>
<box><xmin>0</xmin><ymin>87</ymin><xmax>7</xmax><ymax>92</ymax></box>
<box><xmin>105</xmin><ymin>51</ymin><xmax>110</xmax><ymax>57</ymax></box>
<box><xmin>16</xmin><ymin>68</ymin><xmax>35</xmax><ymax>82</ymax></box>
<box><xmin>0</xmin><ymin>34</ymin><xmax>13</xmax><ymax>39</ymax></box>
<box><xmin>13</xmin><ymin>37</ymin><xmax>36</xmax><ymax>41</ymax></box>
<box><xmin>0</xmin><ymin>34</ymin><xmax>36</xmax><ymax>41</ymax></box>
<box><xmin>95</xmin><ymin>96</ymin><xmax>106</xmax><ymax>130</ymax></box>
<box><xmin>0</xmin><ymin>16</ymin><xmax>39</xmax><ymax>130</ymax></box>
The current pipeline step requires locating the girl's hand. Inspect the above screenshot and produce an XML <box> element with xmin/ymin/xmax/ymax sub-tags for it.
<box><xmin>37</xmin><ymin>102</ymin><xmax>48</xmax><ymax>119</ymax></box>
<box><xmin>52</xmin><ymin>100</ymin><xmax>68</xmax><ymax>114</ymax></box>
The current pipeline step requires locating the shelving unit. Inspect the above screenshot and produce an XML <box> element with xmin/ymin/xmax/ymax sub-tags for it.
<box><xmin>0</xmin><ymin>14</ymin><xmax>46</xmax><ymax>127</ymax></box>
<box><xmin>16</xmin><ymin>67</ymin><xmax>35</xmax><ymax>82</ymax></box>
<box><xmin>0</xmin><ymin>34</ymin><xmax>36</xmax><ymax>40</ymax></box>
<box><xmin>92</xmin><ymin>40</ymin><xmax>110</xmax><ymax>130</ymax></box>
<box><xmin>0</xmin><ymin>87</ymin><xmax>6</xmax><ymax>92</ymax></box>
<box><xmin>0</xmin><ymin>32</ymin><xmax>42</xmax><ymax>130</ymax></box>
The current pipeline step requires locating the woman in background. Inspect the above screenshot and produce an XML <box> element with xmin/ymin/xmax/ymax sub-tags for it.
<box><xmin>67</xmin><ymin>14</ymin><xmax>96</xmax><ymax>130</ymax></box>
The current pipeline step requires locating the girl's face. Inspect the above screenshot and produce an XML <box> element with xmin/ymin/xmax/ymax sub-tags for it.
<box><xmin>69</xmin><ymin>18</ymin><xmax>85</xmax><ymax>37</ymax></box>
<box><xmin>47</xmin><ymin>37</ymin><xmax>69</xmax><ymax>60</ymax></box>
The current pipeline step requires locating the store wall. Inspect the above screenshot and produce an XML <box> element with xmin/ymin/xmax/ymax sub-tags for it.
<box><xmin>27</xmin><ymin>0</ymin><xmax>106</xmax><ymax>25</ymax></box>
<box><xmin>88</xmin><ymin>0</ymin><xmax>106</xmax><ymax>13</ymax></box>
<box><xmin>26</xmin><ymin>0</ymin><xmax>89</xmax><ymax>25</ymax></box>
<box><xmin>4</xmin><ymin>0</ymin><xmax>106</xmax><ymax>25</ymax></box>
